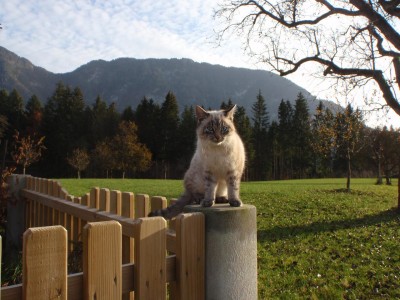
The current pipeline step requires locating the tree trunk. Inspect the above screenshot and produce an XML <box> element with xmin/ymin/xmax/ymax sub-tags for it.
<box><xmin>122</xmin><ymin>171</ymin><xmax>125</xmax><ymax>179</ymax></box>
<box><xmin>77</xmin><ymin>170</ymin><xmax>81</xmax><ymax>179</ymax></box>
<box><xmin>346</xmin><ymin>151</ymin><xmax>351</xmax><ymax>192</ymax></box>
<box><xmin>377</xmin><ymin>155</ymin><xmax>383</xmax><ymax>184</ymax></box>
<box><xmin>398</xmin><ymin>162</ymin><xmax>400</xmax><ymax>210</ymax></box>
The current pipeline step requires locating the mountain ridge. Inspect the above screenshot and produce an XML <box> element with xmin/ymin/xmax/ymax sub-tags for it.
<box><xmin>0</xmin><ymin>46</ymin><xmax>325</xmax><ymax>118</ymax></box>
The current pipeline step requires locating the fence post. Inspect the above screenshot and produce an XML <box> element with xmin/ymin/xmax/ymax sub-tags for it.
<box><xmin>184</xmin><ymin>204</ymin><xmax>257</xmax><ymax>300</ymax></box>
<box><xmin>6</xmin><ymin>174</ymin><xmax>29</xmax><ymax>260</ymax></box>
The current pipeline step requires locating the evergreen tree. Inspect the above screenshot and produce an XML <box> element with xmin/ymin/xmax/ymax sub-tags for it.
<box><xmin>121</xmin><ymin>106</ymin><xmax>135</xmax><ymax>122</ymax></box>
<box><xmin>104</xmin><ymin>102</ymin><xmax>120</xmax><ymax>138</ymax></box>
<box><xmin>177</xmin><ymin>106</ymin><xmax>197</xmax><ymax>176</ymax></box>
<box><xmin>87</xmin><ymin>96</ymin><xmax>109</xmax><ymax>147</ymax></box>
<box><xmin>292</xmin><ymin>93</ymin><xmax>312</xmax><ymax>178</ymax></box>
<box><xmin>41</xmin><ymin>83</ymin><xmax>86</xmax><ymax>177</ymax></box>
<box><xmin>277</xmin><ymin>100</ymin><xmax>294</xmax><ymax>179</ymax></box>
<box><xmin>25</xmin><ymin>95</ymin><xmax>43</xmax><ymax>135</ymax></box>
<box><xmin>234</xmin><ymin>105</ymin><xmax>253</xmax><ymax>181</ymax></box>
<box><xmin>268</xmin><ymin>121</ymin><xmax>280</xmax><ymax>179</ymax></box>
<box><xmin>160</xmin><ymin>91</ymin><xmax>180</xmax><ymax>178</ymax></box>
<box><xmin>135</xmin><ymin>97</ymin><xmax>162</xmax><ymax>176</ymax></box>
<box><xmin>2</xmin><ymin>89</ymin><xmax>26</xmax><ymax>138</ymax></box>
<box><xmin>251</xmin><ymin>90</ymin><xmax>269</xmax><ymax>180</ymax></box>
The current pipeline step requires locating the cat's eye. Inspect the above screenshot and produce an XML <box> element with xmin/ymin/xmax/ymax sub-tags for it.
<box><xmin>205</xmin><ymin>126</ymin><xmax>214</xmax><ymax>134</ymax></box>
<box><xmin>221</xmin><ymin>125</ymin><xmax>229</xmax><ymax>134</ymax></box>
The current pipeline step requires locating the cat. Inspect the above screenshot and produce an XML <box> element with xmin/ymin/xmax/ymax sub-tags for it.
<box><xmin>148</xmin><ymin>104</ymin><xmax>245</xmax><ymax>220</ymax></box>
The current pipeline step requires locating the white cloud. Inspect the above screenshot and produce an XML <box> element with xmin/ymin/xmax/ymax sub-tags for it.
<box><xmin>0</xmin><ymin>0</ymin><xmax>235</xmax><ymax>72</ymax></box>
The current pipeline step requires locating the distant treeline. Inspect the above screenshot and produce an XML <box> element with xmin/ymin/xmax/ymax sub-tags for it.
<box><xmin>0</xmin><ymin>82</ymin><xmax>399</xmax><ymax>181</ymax></box>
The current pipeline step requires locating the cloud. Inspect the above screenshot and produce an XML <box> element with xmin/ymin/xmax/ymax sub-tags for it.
<box><xmin>0</xmin><ymin>0</ymin><xmax>247</xmax><ymax>73</ymax></box>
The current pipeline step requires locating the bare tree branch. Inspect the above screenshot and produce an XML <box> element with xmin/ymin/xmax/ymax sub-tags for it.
<box><xmin>216</xmin><ymin>0</ymin><xmax>400</xmax><ymax>117</ymax></box>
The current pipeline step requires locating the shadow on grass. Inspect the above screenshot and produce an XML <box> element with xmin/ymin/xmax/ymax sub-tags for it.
<box><xmin>258</xmin><ymin>208</ymin><xmax>400</xmax><ymax>242</ymax></box>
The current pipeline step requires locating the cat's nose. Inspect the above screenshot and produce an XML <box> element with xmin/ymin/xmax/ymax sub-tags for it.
<box><xmin>214</xmin><ymin>135</ymin><xmax>223</xmax><ymax>143</ymax></box>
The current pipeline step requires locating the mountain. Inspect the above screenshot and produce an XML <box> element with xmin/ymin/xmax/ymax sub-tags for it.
<box><xmin>0</xmin><ymin>46</ymin><xmax>326</xmax><ymax>118</ymax></box>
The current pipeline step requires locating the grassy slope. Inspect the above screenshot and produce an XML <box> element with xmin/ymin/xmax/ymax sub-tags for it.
<box><xmin>58</xmin><ymin>178</ymin><xmax>400</xmax><ymax>299</ymax></box>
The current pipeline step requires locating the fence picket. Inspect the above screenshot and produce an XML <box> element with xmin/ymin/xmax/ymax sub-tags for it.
<box><xmin>72</xmin><ymin>197</ymin><xmax>81</xmax><ymax>247</ymax></box>
<box><xmin>83</xmin><ymin>221</ymin><xmax>122</xmax><ymax>299</ymax></box>
<box><xmin>110</xmin><ymin>190</ymin><xmax>122</xmax><ymax>215</ymax></box>
<box><xmin>121</xmin><ymin>192</ymin><xmax>134</xmax><ymax>300</ymax></box>
<box><xmin>23</xmin><ymin>226</ymin><xmax>67</xmax><ymax>299</ymax></box>
<box><xmin>89</xmin><ymin>187</ymin><xmax>100</xmax><ymax>209</ymax></box>
<box><xmin>99</xmin><ymin>188</ymin><xmax>110</xmax><ymax>212</ymax></box>
<box><xmin>134</xmin><ymin>217</ymin><xmax>167</xmax><ymax>299</ymax></box>
<box><xmin>135</xmin><ymin>194</ymin><xmax>150</xmax><ymax>218</ymax></box>
<box><xmin>151</xmin><ymin>196</ymin><xmax>167</xmax><ymax>212</ymax></box>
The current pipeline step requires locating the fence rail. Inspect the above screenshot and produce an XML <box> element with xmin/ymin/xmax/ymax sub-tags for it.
<box><xmin>1</xmin><ymin>176</ymin><xmax>205</xmax><ymax>300</ymax></box>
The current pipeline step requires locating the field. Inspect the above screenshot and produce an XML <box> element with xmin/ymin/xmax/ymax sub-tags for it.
<box><xmin>58</xmin><ymin>178</ymin><xmax>400</xmax><ymax>299</ymax></box>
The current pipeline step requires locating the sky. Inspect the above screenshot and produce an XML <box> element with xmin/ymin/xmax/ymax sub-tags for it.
<box><xmin>1</xmin><ymin>0</ymin><xmax>399</xmax><ymax>128</ymax></box>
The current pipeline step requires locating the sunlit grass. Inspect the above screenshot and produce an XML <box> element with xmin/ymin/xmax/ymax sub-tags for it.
<box><xmin>57</xmin><ymin>178</ymin><xmax>400</xmax><ymax>298</ymax></box>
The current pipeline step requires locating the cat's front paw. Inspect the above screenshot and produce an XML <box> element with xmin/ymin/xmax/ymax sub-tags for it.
<box><xmin>201</xmin><ymin>199</ymin><xmax>215</xmax><ymax>207</ymax></box>
<box><xmin>229</xmin><ymin>199</ymin><xmax>242</xmax><ymax>207</ymax></box>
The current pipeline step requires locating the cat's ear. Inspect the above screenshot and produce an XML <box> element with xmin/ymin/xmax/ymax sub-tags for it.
<box><xmin>195</xmin><ymin>105</ymin><xmax>209</xmax><ymax>123</ymax></box>
<box><xmin>224</xmin><ymin>105</ymin><xmax>237</xmax><ymax>120</ymax></box>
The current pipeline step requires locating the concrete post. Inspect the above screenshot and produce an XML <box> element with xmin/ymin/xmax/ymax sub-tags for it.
<box><xmin>184</xmin><ymin>204</ymin><xmax>257</xmax><ymax>300</ymax></box>
<box><xmin>6</xmin><ymin>174</ymin><xmax>29</xmax><ymax>257</ymax></box>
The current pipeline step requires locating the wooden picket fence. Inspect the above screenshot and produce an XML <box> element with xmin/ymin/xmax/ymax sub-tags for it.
<box><xmin>1</xmin><ymin>177</ymin><xmax>205</xmax><ymax>299</ymax></box>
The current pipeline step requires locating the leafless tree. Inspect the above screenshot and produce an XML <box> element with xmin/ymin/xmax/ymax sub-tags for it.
<box><xmin>215</xmin><ymin>0</ymin><xmax>400</xmax><ymax>116</ymax></box>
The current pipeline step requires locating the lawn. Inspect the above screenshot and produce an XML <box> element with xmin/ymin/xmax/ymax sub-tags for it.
<box><xmin>58</xmin><ymin>178</ymin><xmax>400</xmax><ymax>299</ymax></box>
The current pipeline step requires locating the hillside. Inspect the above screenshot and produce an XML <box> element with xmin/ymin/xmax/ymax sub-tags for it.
<box><xmin>0</xmin><ymin>46</ymin><xmax>325</xmax><ymax>117</ymax></box>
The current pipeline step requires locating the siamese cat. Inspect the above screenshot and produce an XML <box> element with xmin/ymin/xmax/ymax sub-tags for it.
<box><xmin>149</xmin><ymin>105</ymin><xmax>245</xmax><ymax>219</ymax></box>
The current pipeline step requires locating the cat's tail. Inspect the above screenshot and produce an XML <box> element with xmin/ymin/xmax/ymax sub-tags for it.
<box><xmin>148</xmin><ymin>193</ymin><xmax>191</xmax><ymax>220</ymax></box>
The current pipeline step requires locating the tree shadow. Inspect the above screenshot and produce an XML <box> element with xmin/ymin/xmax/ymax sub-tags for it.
<box><xmin>257</xmin><ymin>208</ymin><xmax>400</xmax><ymax>242</ymax></box>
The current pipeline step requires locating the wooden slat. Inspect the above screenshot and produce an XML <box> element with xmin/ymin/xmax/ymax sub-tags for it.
<box><xmin>121</xmin><ymin>192</ymin><xmax>134</xmax><ymax>300</ymax></box>
<box><xmin>72</xmin><ymin>197</ymin><xmax>82</xmax><ymax>245</ymax></box>
<box><xmin>110</xmin><ymin>190</ymin><xmax>122</xmax><ymax>215</ymax></box>
<box><xmin>134</xmin><ymin>217</ymin><xmax>167</xmax><ymax>299</ymax></box>
<box><xmin>83</xmin><ymin>221</ymin><xmax>122</xmax><ymax>299</ymax></box>
<box><xmin>151</xmin><ymin>196</ymin><xmax>167</xmax><ymax>212</ymax></box>
<box><xmin>23</xmin><ymin>226</ymin><xmax>67</xmax><ymax>299</ymax></box>
<box><xmin>171</xmin><ymin>213</ymin><xmax>205</xmax><ymax>300</ymax></box>
<box><xmin>99</xmin><ymin>188</ymin><xmax>110</xmax><ymax>212</ymax></box>
<box><xmin>135</xmin><ymin>194</ymin><xmax>149</xmax><ymax>218</ymax></box>
<box><xmin>121</xmin><ymin>192</ymin><xmax>134</xmax><ymax>264</ymax></box>
<box><xmin>169</xmin><ymin>198</ymin><xmax>178</xmax><ymax>230</ymax></box>
<box><xmin>89</xmin><ymin>187</ymin><xmax>100</xmax><ymax>209</ymax></box>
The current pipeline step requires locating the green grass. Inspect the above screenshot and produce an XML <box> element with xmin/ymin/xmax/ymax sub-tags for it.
<box><xmin>58</xmin><ymin>178</ymin><xmax>400</xmax><ymax>299</ymax></box>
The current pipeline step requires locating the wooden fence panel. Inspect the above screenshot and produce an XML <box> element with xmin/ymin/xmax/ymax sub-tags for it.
<box><xmin>134</xmin><ymin>217</ymin><xmax>167</xmax><ymax>299</ymax></box>
<box><xmin>83</xmin><ymin>221</ymin><xmax>122</xmax><ymax>300</ymax></box>
<box><xmin>23</xmin><ymin>226</ymin><xmax>67</xmax><ymax>300</ymax></box>
<box><xmin>4</xmin><ymin>177</ymin><xmax>206</xmax><ymax>299</ymax></box>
